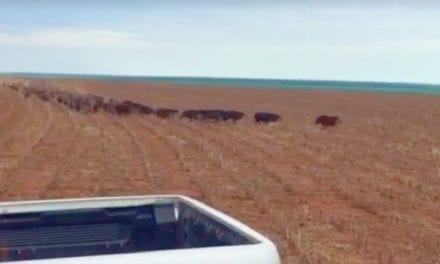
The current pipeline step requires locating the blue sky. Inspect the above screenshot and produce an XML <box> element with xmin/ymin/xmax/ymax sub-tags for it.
<box><xmin>1</xmin><ymin>1</ymin><xmax>439</xmax><ymax>84</ymax></box>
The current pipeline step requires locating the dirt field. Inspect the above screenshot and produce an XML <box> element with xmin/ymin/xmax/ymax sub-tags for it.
<box><xmin>0</xmin><ymin>77</ymin><xmax>439</xmax><ymax>263</ymax></box>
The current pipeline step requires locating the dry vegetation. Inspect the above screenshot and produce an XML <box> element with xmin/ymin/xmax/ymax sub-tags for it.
<box><xmin>0</xmin><ymin>77</ymin><xmax>439</xmax><ymax>263</ymax></box>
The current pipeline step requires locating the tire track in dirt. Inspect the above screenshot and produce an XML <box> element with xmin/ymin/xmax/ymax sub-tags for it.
<box><xmin>0</xmin><ymin>92</ymin><xmax>50</xmax><ymax>177</ymax></box>
<box><xmin>125</xmin><ymin>116</ymin><xmax>206</xmax><ymax>198</ymax></box>
<box><xmin>198</xmin><ymin>122</ymin><xmax>436</xmax><ymax>263</ymax></box>
<box><xmin>202</xmin><ymin>123</ymin><xmax>377</xmax><ymax>212</ymax></box>
<box><xmin>290</xmin><ymin>122</ymin><xmax>438</xmax><ymax>206</ymax></box>
<box><xmin>223</xmin><ymin>124</ymin><xmax>348</xmax><ymax>194</ymax></box>
<box><xmin>0</xmin><ymin>101</ymin><xmax>75</xmax><ymax>201</ymax></box>
<box><xmin>181</xmin><ymin>122</ymin><xmax>313</xmax><ymax>252</ymax></box>
<box><xmin>141</xmin><ymin>118</ymin><xmax>282</xmax><ymax>211</ymax></box>
<box><xmin>326</xmin><ymin>126</ymin><xmax>440</xmax><ymax>216</ymax></box>
<box><xmin>179</xmin><ymin>121</ymin><xmax>317</xmax><ymax>199</ymax></box>
<box><xmin>90</xmin><ymin>114</ymin><xmax>151</xmax><ymax>195</ymax></box>
<box><xmin>0</xmin><ymin>90</ymin><xmax>31</xmax><ymax>147</ymax></box>
<box><xmin>238</xmin><ymin>123</ymin><xmax>440</xmax><ymax>260</ymax></box>
<box><xmin>156</xmin><ymin>119</ymin><xmax>383</xmax><ymax>263</ymax></box>
<box><xmin>47</xmin><ymin>83</ymin><xmax>151</xmax><ymax>195</ymax></box>
<box><xmin>40</xmin><ymin>84</ymin><xmax>115</xmax><ymax>197</ymax></box>
<box><xmin>0</xmin><ymin>89</ymin><xmax>14</xmax><ymax>124</ymax></box>
<box><xmin>40</xmin><ymin>104</ymin><xmax>80</xmax><ymax>198</ymax></box>
<box><xmin>136</xmin><ymin>118</ymin><xmax>296</xmax><ymax>261</ymax></box>
<box><xmin>42</xmin><ymin>112</ymin><xmax>109</xmax><ymax>198</ymax></box>
<box><xmin>204</xmin><ymin>123</ymin><xmax>394</xmax><ymax>257</ymax></box>
<box><xmin>43</xmin><ymin>111</ymin><xmax>152</xmax><ymax>198</ymax></box>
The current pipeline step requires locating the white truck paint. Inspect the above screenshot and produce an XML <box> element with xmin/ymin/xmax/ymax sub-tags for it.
<box><xmin>0</xmin><ymin>195</ymin><xmax>281</xmax><ymax>264</ymax></box>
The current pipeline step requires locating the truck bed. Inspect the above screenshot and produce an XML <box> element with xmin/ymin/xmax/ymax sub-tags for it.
<box><xmin>0</xmin><ymin>197</ymin><xmax>256</xmax><ymax>262</ymax></box>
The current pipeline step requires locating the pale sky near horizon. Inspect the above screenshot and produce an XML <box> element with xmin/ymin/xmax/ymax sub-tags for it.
<box><xmin>1</xmin><ymin>1</ymin><xmax>440</xmax><ymax>84</ymax></box>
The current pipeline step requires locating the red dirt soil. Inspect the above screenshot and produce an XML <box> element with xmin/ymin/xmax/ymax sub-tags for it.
<box><xmin>0</xmin><ymin>77</ymin><xmax>439</xmax><ymax>263</ymax></box>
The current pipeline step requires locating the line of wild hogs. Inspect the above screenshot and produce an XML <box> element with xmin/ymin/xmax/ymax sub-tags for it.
<box><xmin>3</xmin><ymin>82</ymin><xmax>340</xmax><ymax>126</ymax></box>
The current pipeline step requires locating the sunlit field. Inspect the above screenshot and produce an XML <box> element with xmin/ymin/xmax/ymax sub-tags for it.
<box><xmin>1</xmin><ymin>78</ymin><xmax>439</xmax><ymax>263</ymax></box>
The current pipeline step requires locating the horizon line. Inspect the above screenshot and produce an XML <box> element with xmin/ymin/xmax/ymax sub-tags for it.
<box><xmin>1</xmin><ymin>71</ymin><xmax>440</xmax><ymax>87</ymax></box>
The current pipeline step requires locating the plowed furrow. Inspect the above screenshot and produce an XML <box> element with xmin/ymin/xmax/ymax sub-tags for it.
<box><xmin>0</xmin><ymin>95</ymin><xmax>49</xmax><ymax>177</ymax></box>
<box><xmin>208</xmin><ymin>123</ymin><xmax>376</xmax><ymax>208</ymax></box>
<box><xmin>40</xmin><ymin>105</ymin><xmax>80</xmax><ymax>198</ymax></box>
<box><xmin>233</xmin><ymin>125</ymin><xmax>440</xmax><ymax>253</ymax></box>
<box><xmin>224</xmin><ymin>125</ymin><xmax>343</xmax><ymax>192</ymax></box>
<box><xmin>0</xmin><ymin>90</ymin><xmax>31</xmax><ymax>149</ymax></box>
<box><xmin>140</xmin><ymin>119</ymin><xmax>296</xmax><ymax>259</ymax></box>
<box><xmin>65</xmin><ymin>82</ymin><xmax>151</xmax><ymax>191</ymax></box>
<box><xmin>199</xmin><ymin>122</ymin><xmax>433</xmax><ymax>263</ymax></box>
<box><xmin>0</xmin><ymin>102</ymin><xmax>75</xmax><ymax>200</ymax></box>
<box><xmin>162</xmin><ymin>120</ymin><xmax>381</xmax><ymax>263</ymax></box>
<box><xmin>0</xmin><ymin>89</ymin><xmax>13</xmax><ymax>124</ymax></box>
<box><xmin>127</xmin><ymin>116</ymin><xmax>206</xmax><ymax>197</ymax></box>
<box><xmin>42</xmin><ymin>113</ymin><xmax>108</xmax><ymax>198</ymax></box>
<box><xmin>90</xmin><ymin>114</ymin><xmax>150</xmax><ymax>195</ymax></box>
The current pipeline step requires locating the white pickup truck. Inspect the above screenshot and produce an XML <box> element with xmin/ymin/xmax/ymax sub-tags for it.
<box><xmin>0</xmin><ymin>195</ymin><xmax>281</xmax><ymax>264</ymax></box>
